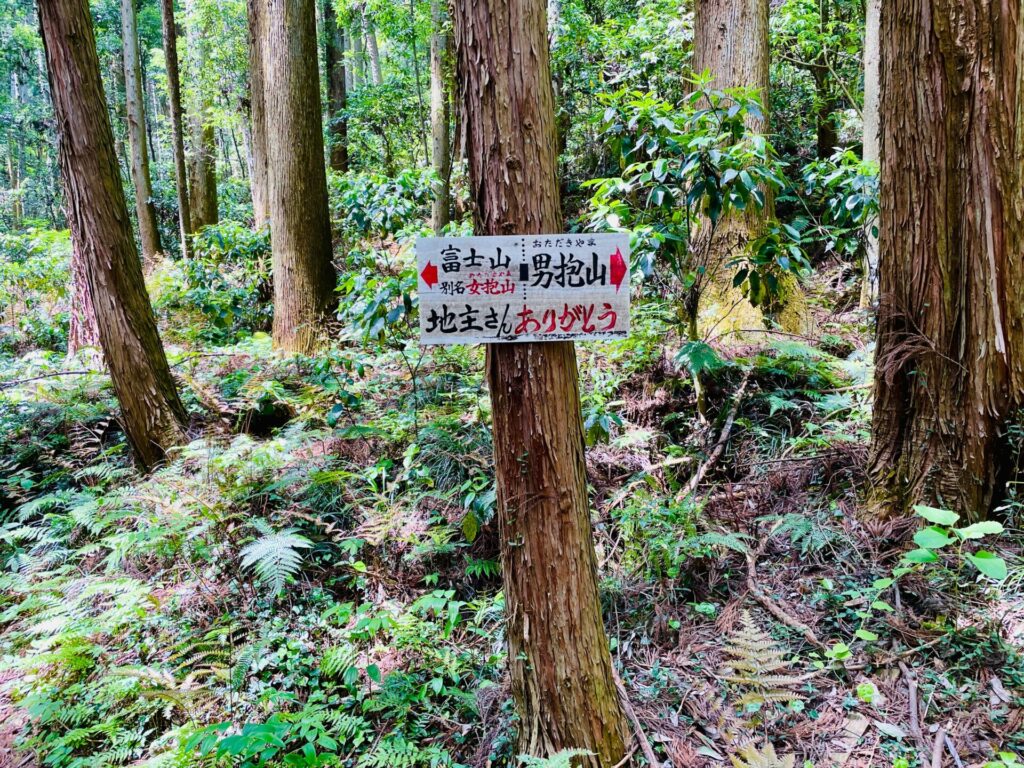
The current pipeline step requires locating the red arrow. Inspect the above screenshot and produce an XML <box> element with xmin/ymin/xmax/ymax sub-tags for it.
<box><xmin>420</xmin><ymin>260</ymin><xmax>438</xmax><ymax>288</ymax></box>
<box><xmin>610</xmin><ymin>247</ymin><xmax>627</xmax><ymax>291</ymax></box>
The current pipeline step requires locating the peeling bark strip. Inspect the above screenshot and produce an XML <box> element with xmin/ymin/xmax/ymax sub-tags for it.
<box><xmin>261</xmin><ymin>0</ymin><xmax>337</xmax><ymax>354</ymax></box>
<box><xmin>38</xmin><ymin>0</ymin><xmax>187</xmax><ymax>470</ymax></box>
<box><xmin>868</xmin><ymin>0</ymin><xmax>1023</xmax><ymax>520</ymax></box>
<box><xmin>451</xmin><ymin>0</ymin><xmax>631</xmax><ymax>761</ymax></box>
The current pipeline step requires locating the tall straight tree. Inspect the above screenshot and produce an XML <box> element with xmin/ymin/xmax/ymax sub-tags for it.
<box><xmin>185</xmin><ymin>0</ymin><xmax>217</xmax><ymax>229</ymax></box>
<box><xmin>451</xmin><ymin>0</ymin><xmax>631</xmax><ymax>762</ymax></box>
<box><xmin>245</xmin><ymin>0</ymin><xmax>270</xmax><ymax>226</ymax></box>
<box><xmin>363</xmin><ymin>13</ymin><xmax>382</xmax><ymax>86</ymax></box>
<box><xmin>858</xmin><ymin>0</ymin><xmax>879</xmax><ymax>308</ymax></box>
<box><xmin>868</xmin><ymin>0</ymin><xmax>1022</xmax><ymax>520</ymax></box>
<box><xmin>160</xmin><ymin>0</ymin><xmax>192</xmax><ymax>257</ymax></box>
<box><xmin>38</xmin><ymin>0</ymin><xmax>188</xmax><ymax>470</ymax></box>
<box><xmin>428</xmin><ymin>0</ymin><xmax>450</xmax><ymax>232</ymax></box>
<box><xmin>121</xmin><ymin>0</ymin><xmax>163</xmax><ymax>264</ymax></box>
<box><xmin>323</xmin><ymin>0</ymin><xmax>348</xmax><ymax>172</ymax></box>
<box><xmin>262</xmin><ymin>0</ymin><xmax>337</xmax><ymax>353</ymax></box>
<box><xmin>691</xmin><ymin>0</ymin><xmax>808</xmax><ymax>338</ymax></box>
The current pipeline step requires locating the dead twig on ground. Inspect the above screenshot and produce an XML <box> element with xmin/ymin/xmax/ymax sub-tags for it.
<box><xmin>678</xmin><ymin>368</ymin><xmax>753</xmax><ymax>501</ymax></box>
<box><xmin>745</xmin><ymin>526</ymin><xmax>825</xmax><ymax>649</ymax></box>
<box><xmin>613</xmin><ymin>669</ymin><xmax>663</xmax><ymax>768</ymax></box>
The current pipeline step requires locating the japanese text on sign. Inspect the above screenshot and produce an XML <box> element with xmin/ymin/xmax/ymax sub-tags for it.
<box><xmin>416</xmin><ymin>234</ymin><xmax>631</xmax><ymax>345</ymax></box>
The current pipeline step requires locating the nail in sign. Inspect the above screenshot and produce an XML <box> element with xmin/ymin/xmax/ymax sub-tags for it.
<box><xmin>416</xmin><ymin>234</ymin><xmax>631</xmax><ymax>345</ymax></box>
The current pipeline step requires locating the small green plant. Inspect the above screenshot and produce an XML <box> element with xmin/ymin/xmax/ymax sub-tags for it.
<box><xmin>903</xmin><ymin>505</ymin><xmax>1008</xmax><ymax>580</ymax></box>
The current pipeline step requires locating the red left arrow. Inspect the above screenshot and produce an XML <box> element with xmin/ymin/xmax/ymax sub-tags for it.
<box><xmin>420</xmin><ymin>261</ymin><xmax>438</xmax><ymax>288</ymax></box>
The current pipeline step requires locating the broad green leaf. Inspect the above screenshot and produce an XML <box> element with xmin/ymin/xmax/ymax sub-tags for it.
<box><xmin>966</xmin><ymin>551</ymin><xmax>1008</xmax><ymax>581</ymax></box>
<box><xmin>903</xmin><ymin>548</ymin><xmax>938</xmax><ymax>564</ymax></box>
<box><xmin>955</xmin><ymin>521</ymin><xmax>1004</xmax><ymax>540</ymax></box>
<box><xmin>912</xmin><ymin>505</ymin><xmax>959</xmax><ymax>526</ymax></box>
<box><xmin>855</xmin><ymin>628</ymin><xmax>879</xmax><ymax>642</ymax></box>
<box><xmin>913</xmin><ymin>526</ymin><xmax>955</xmax><ymax>550</ymax></box>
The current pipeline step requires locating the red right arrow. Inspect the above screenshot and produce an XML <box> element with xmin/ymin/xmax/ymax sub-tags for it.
<box><xmin>609</xmin><ymin>248</ymin><xmax>627</xmax><ymax>291</ymax></box>
<box><xmin>420</xmin><ymin>260</ymin><xmax>438</xmax><ymax>288</ymax></box>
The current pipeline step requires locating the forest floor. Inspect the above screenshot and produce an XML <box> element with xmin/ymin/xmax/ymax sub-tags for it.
<box><xmin>0</xmin><ymin>253</ymin><xmax>1022</xmax><ymax>768</ymax></box>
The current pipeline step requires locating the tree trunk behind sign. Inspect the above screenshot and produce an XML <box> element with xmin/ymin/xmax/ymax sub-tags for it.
<box><xmin>867</xmin><ymin>0</ymin><xmax>1023</xmax><ymax>521</ymax></box>
<box><xmin>160</xmin><ymin>0</ymin><xmax>192</xmax><ymax>257</ymax></box>
<box><xmin>451</xmin><ymin>0</ymin><xmax>631</xmax><ymax>762</ymax></box>
<box><xmin>429</xmin><ymin>0</ymin><xmax>450</xmax><ymax>232</ymax></box>
<box><xmin>121</xmin><ymin>0</ymin><xmax>163</xmax><ymax>265</ymax></box>
<box><xmin>262</xmin><ymin>0</ymin><xmax>337</xmax><ymax>354</ymax></box>
<box><xmin>39</xmin><ymin>0</ymin><xmax>188</xmax><ymax>471</ymax></box>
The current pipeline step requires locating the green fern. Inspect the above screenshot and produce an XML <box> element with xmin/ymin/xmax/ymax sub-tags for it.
<box><xmin>320</xmin><ymin>643</ymin><xmax>359</xmax><ymax>682</ymax></box>
<box><xmin>239</xmin><ymin>521</ymin><xmax>312</xmax><ymax>595</ymax></box>
<box><xmin>356</xmin><ymin>734</ymin><xmax>449</xmax><ymax>767</ymax></box>
<box><xmin>720</xmin><ymin>611</ymin><xmax>805</xmax><ymax>708</ymax></box>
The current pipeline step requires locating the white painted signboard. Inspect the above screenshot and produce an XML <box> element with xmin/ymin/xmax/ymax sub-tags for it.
<box><xmin>416</xmin><ymin>234</ymin><xmax>630</xmax><ymax>345</ymax></box>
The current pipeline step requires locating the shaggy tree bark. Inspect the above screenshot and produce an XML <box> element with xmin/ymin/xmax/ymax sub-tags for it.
<box><xmin>245</xmin><ymin>0</ymin><xmax>270</xmax><ymax>227</ymax></box>
<box><xmin>868</xmin><ymin>0</ymin><xmax>1023</xmax><ymax>521</ymax></box>
<box><xmin>324</xmin><ymin>0</ymin><xmax>349</xmax><ymax>172</ymax></box>
<box><xmin>451</xmin><ymin>0</ymin><xmax>631</xmax><ymax>762</ymax></box>
<box><xmin>66</xmin><ymin>229</ymin><xmax>100</xmax><ymax>356</ymax></box>
<box><xmin>262</xmin><ymin>0</ymin><xmax>337</xmax><ymax>353</ymax></box>
<box><xmin>858</xmin><ymin>0</ymin><xmax>880</xmax><ymax>308</ymax></box>
<box><xmin>39</xmin><ymin>0</ymin><xmax>188</xmax><ymax>470</ymax></box>
<box><xmin>121</xmin><ymin>0</ymin><xmax>163</xmax><ymax>264</ymax></box>
<box><xmin>160</xmin><ymin>0</ymin><xmax>192</xmax><ymax>256</ymax></box>
<box><xmin>186</xmin><ymin>0</ymin><xmax>217</xmax><ymax>229</ymax></box>
<box><xmin>429</xmin><ymin>0</ymin><xmax>450</xmax><ymax>232</ymax></box>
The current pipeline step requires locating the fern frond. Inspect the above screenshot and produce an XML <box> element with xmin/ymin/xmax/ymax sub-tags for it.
<box><xmin>720</xmin><ymin>611</ymin><xmax>805</xmax><ymax>708</ymax></box>
<box><xmin>239</xmin><ymin>526</ymin><xmax>312</xmax><ymax>595</ymax></box>
<box><xmin>729</xmin><ymin>742</ymin><xmax>795</xmax><ymax>768</ymax></box>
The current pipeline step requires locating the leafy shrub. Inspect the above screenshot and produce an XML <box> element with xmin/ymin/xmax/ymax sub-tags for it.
<box><xmin>153</xmin><ymin>221</ymin><xmax>272</xmax><ymax>343</ymax></box>
<box><xmin>585</xmin><ymin>84</ymin><xmax>809</xmax><ymax>339</ymax></box>
<box><xmin>0</xmin><ymin>228</ymin><xmax>71</xmax><ymax>352</ymax></box>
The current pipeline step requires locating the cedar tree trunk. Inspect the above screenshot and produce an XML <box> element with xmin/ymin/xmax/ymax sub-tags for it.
<box><xmin>262</xmin><ymin>0</ymin><xmax>337</xmax><ymax>353</ymax></box>
<box><xmin>186</xmin><ymin>0</ymin><xmax>217</xmax><ymax>229</ymax></box>
<box><xmin>39</xmin><ymin>0</ymin><xmax>188</xmax><ymax>470</ymax></box>
<box><xmin>451</xmin><ymin>0</ymin><xmax>632</xmax><ymax>762</ymax></box>
<box><xmin>859</xmin><ymin>0</ymin><xmax>880</xmax><ymax>308</ymax></box>
<box><xmin>429</xmin><ymin>0</ymin><xmax>450</xmax><ymax>232</ymax></box>
<box><xmin>121</xmin><ymin>0</ymin><xmax>163</xmax><ymax>264</ymax></box>
<box><xmin>324</xmin><ymin>0</ymin><xmax>349</xmax><ymax>172</ymax></box>
<box><xmin>867</xmin><ymin>0</ymin><xmax>1023</xmax><ymax>521</ymax></box>
<box><xmin>160</xmin><ymin>0</ymin><xmax>193</xmax><ymax>257</ymax></box>
<box><xmin>246</xmin><ymin>0</ymin><xmax>271</xmax><ymax>227</ymax></box>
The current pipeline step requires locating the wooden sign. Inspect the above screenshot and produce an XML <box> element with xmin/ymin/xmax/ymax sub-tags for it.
<box><xmin>416</xmin><ymin>234</ymin><xmax>630</xmax><ymax>345</ymax></box>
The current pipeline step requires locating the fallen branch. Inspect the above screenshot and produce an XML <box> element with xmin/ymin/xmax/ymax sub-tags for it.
<box><xmin>746</xmin><ymin>552</ymin><xmax>825</xmax><ymax>649</ymax></box>
<box><xmin>930</xmin><ymin>726</ymin><xmax>947</xmax><ymax>768</ymax></box>
<box><xmin>899</xmin><ymin>661</ymin><xmax>929</xmax><ymax>764</ymax></box>
<box><xmin>0</xmin><ymin>370</ymin><xmax>96</xmax><ymax>389</ymax></box>
<box><xmin>679</xmin><ymin>368</ymin><xmax>753</xmax><ymax>500</ymax></box>
<box><xmin>613</xmin><ymin>668</ymin><xmax>662</xmax><ymax>768</ymax></box>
